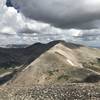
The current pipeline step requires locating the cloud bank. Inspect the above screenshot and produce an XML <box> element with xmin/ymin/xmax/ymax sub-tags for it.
<box><xmin>10</xmin><ymin>0</ymin><xmax>100</xmax><ymax>29</ymax></box>
<box><xmin>0</xmin><ymin>0</ymin><xmax>100</xmax><ymax>47</ymax></box>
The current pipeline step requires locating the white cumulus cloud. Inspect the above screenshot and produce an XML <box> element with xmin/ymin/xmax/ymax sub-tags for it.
<box><xmin>0</xmin><ymin>0</ymin><xmax>100</xmax><ymax>47</ymax></box>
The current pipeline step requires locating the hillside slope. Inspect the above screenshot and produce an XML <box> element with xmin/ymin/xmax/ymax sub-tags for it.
<box><xmin>0</xmin><ymin>42</ymin><xmax>58</xmax><ymax>69</ymax></box>
<box><xmin>0</xmin><ymin>41</ymin><xmax>61</xmax><ymax>84</ymax></box>
<box><xmin>7</xmin><ymin>41</ymin><xmax>100</xmax><ymax>86</ymax></box>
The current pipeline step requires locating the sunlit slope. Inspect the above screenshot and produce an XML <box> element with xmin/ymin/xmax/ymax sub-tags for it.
<box><xmin>9</xmin><ymin>41</ymin><xmax>100</xmax><ymax>86</ymax></box>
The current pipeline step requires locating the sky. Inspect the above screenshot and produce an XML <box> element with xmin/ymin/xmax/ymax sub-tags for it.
<box><xmin>0</xmin><ymin>0</ymin><xmax>100</xmax><ymax>47</ymax></box>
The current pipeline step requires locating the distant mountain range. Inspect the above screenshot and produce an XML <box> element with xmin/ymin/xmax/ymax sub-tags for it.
<box><xmin>0</xmin><ymin>42</ymin><xmax>100</xmax><ymax>49</ymax></box>
<box><xmin>0</xmin><ymin>44</ymin><xmax>29</xmax><ymax>48</ymax></box>
<box><xmin>5</xmin><ymin>44</ymin><xmax>29</xmax><ymax>48</ymax></box>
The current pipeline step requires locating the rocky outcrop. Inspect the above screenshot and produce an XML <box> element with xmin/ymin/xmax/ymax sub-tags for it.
<box><xmin>0</xmin><ymin>84</ymin><xmax>100</xmax><ymax>100</ymax></box>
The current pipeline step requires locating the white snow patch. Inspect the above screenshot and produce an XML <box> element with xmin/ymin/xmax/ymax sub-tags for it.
<box><xmin>67</xmin><ymin>59</ymin><xmax>74</xmax><ymax>66</ymax></box>
<box><xmin>23</xmin><ymin>65</ymin><xmax>30</xmax><ymax>71</ymax></box>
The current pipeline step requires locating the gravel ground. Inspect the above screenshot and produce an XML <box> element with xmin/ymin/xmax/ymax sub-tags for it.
<box><xmin>0</xmin><ymin>84</ymin><xmax>100</xmax><ymax>100</ymax></box>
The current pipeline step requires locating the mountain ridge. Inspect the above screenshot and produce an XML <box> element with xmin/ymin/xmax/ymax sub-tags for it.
<box><xmin>0</xmin><ymin>40</ymin><xmax>100</xmax><ymax>100</ymax></box>
<box><xmin>3</xmin><ymin>40</ymin><xmax>100</xmax><ymax>86</ymax></box>
<box><xmin>0</xmin><ymin>40</ymin><xmax>100</xmax><ymax>86</ymax></box>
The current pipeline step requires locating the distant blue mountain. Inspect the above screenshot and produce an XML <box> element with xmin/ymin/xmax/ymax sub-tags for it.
<box><xmin>91</xmin><ymin>46</ymin><xmax>100</xmax><ymax>48</ymax></box>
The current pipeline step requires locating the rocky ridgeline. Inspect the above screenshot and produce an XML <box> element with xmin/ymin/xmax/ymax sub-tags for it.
<box><xmin>0</xmin><ymin>84</ymin><xmax>100</xmax><ymax>100</ymax></box>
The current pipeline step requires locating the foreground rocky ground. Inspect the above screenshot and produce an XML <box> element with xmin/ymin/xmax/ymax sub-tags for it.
<box><xmin>0</xmin><ymin>83</ymin><xmax>100</xmax><ymax>100</ymax></box>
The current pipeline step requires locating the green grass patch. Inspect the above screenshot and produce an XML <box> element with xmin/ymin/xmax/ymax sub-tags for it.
<box><xmin>96</xmin><ymin>58</ymin><xmax>100</xmax><ymax>66</ymax></box>
<box><xmin>82</xmin><ymin>61</ymin><xmax>100</xmax><ymax>72</ymax></box>
<box><xmin>0</xmin><ymin>68</ymin><xmax>11</xmax><ymax>75</ymax></box>
<box><xmin>57</xmin><ymin>74</ymin><xmax>69</xmax><ymax>81</ymax></box>
<box><xmin>47</xmin><ymin>70</ymin><xmax>54</xmax><ymax>76</ymax></box>
<box><xmin>1</xmin><ymin>64</ymin><xmax>17</xmax><ymax>69</ymax></box>
<box><xmin>47</xmin><ymin>69</ymin><xmax>59</xmax><ymax>76</ymax></box>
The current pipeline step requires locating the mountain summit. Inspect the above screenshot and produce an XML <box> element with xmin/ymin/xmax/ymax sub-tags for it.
<box><xmin>3</xmin><ymin>40</ymin><xmax>100</xmax><ymax>86</ymax></box>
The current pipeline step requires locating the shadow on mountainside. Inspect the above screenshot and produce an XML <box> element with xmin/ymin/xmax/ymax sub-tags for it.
<box><xmin>62</xmin><ymin>41</ymin><xmax>84</xmax><ymax>49</ymax></box>
<box><xmin>23</xmin><ymin>40</ymin><xmax>84</xmax><ymax>67</ymax></box>
<box><xmin>0</xmin><ymin>40</ymin><xmax>85</xmax><ymax>85</ymax></box>
<box><xmin>0</xmin><ymin>40</ymin><xmax>66</xmax><ymax>85</ymax></box>
<box><xmin>0</xmin><ymin>40</ymin><xmax>84</xmax><ymax>68</ymax></box>
<box><xmin>0</xmin><ymin>71</ymin><xmax>16</xmax><ymax>85</ymax></box>
<box><xmin>0</xmin><ymin>40</ymin><xmax>64</xmax><ymax>68</ymax></box>
<box><xmin>83</xmin><ymin>74</ymin><xmax>100</xmax><ymax>83</ymax></box>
